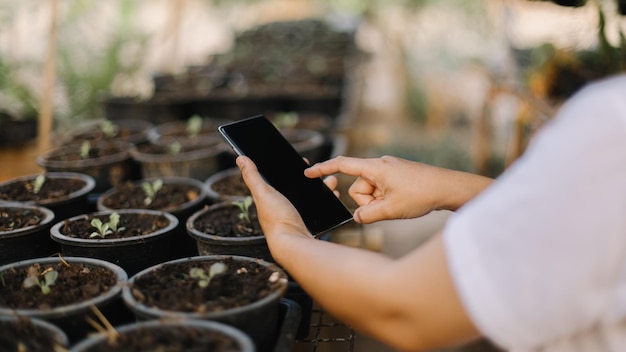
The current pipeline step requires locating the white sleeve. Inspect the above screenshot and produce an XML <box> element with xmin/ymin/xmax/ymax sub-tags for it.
<box><xmin>443</xmin><ymin>75</ymin><xmax>626</xmax><ymax>350</ymax></box>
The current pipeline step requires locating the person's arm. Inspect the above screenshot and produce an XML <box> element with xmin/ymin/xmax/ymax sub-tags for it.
<box><xmin>304</xmin><ymin>156</ymin><xmax>493</xmax><ymax>224</ymax></box>
<box><xmin>237</xmin><ymin>156</ymin><xmax>481</xmax><ymax>351</ymax></box>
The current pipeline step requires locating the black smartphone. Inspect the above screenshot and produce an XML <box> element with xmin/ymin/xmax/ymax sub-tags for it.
<box><xmin>218</xmin><ymin>115</ymin><xmax>353</xmax><ymax>236</ymax></box>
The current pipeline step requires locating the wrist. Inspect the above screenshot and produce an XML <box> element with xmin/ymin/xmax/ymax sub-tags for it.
<box><xmin>437</xmin><ymin>170</ymin><xmax>492</xmax><ymax>211</ymax></box>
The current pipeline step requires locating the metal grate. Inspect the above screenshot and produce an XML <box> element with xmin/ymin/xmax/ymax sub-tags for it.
<box><xmin>292</xmin><ymin>306</ymin><xmax>356</xmax><ymax>352</ymax></box>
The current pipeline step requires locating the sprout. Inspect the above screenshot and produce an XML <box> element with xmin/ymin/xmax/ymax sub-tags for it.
<box><xmin>232</xmin><ymin>196</ymin><xmax>253</xmax><ymax>223</ymax></box>
<box><xmin>23</xmin><ymin>268</ymin><xmax>58</xmax><ymax>295</ymax></box>
<box><xmin>186</xmin><ymin>115</ymin><xmax>203</xmax><ymax>137</ymax></box>
<box><xmin>168</xmin><ymin>141</ymin><xmax>182</xmax><ymax>154</ymax></box>
<box><xmin>31</xmin><ymin>174</ymin><xmax>46</xmax><ymax>194</ymax></box>
<box><xmin>79</xmin><ymin>140</ymin><xmax>91</xmax><ymax>159</ymax></box>
<box><xmin>90</xmin><ymin>212</ymin><xmax>125</xmax><ymax>239</ymax></box>
<box><xmin>189</xmin><ymin>262</ymin><xmax>227</xmax><ymax>288</ymax></box>
<box><xmin>100</xmin><ymin>120</ymin><xmax>118</xmax><ymax>138</ymax></box>
<box><xmin>142</xmin><ymin>179</ymin><xmax>163</xmax><ymax>206</ymax></box>
<box><xmin>272</xmin><ymin>112</ymin><xmax>299</xmax><ymax>129</ymax></box>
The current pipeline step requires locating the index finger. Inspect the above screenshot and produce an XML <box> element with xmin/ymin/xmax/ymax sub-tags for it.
<box><xmin>304</xmin><ymin>156</ymin><xmax>373</xmax><ymax>179</ymax></box>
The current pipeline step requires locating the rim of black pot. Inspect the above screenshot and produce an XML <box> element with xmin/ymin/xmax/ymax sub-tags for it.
<box><xmin>204</xmin><ymin>167</ymin><xmax>249</xmax><ymax>203</ymax></box>
<box><xmin>0</xmin><ymin>315</ymin><xmax>70</xmax><ymax>349</ymax></box>
<box><xmin>122</xmin><ymin>255</ymin><xmax>288</xmax><ymax>320</ymax></box>
<box><xmin>129</xmin><ymin>135</ymin><xmax>229</xmax><ymax>163</ymax></box>
<box><xmin>0</xmin><ymin>256</ymin><xmax>128</xmax><ymax>318</ymax></box>
<box><xmin>96</xmin><ymin>176</ymin><xmax>208</xmax><ymax>215</ymax></box>
<box><xmin>0</xmin><ymin>202</ymin><xmax>56</xmax><ymax>239</ymax></box>
<box><xmin>186</xmin><ymin>202</ymin><xmax>266</xmax><ymax>243</ymax></box>
<box><xmin>69</xmin><ymin>317</ymin><xmax>255</xmax><ymax>352</ymax></box>
<box><xmin>0</xmin><ymin>172</ymin><xmax>96</xmax><ymax>207</ymax></box>
<box><xmin>148</xmin><ymin>117</ymin><xmax>234</xmax><ymax>142</ymax></box>
<box><xmin>36</xmin><ymin>140</ymin><xmax>134</xmax><ymax>169</ymax></box>
<box><xmin>61</xmin><ymin>118</ymin><xmax>154</xmax><ymax>146</ymax></box>
<box><xmin>50</xmin><ymin>209</ymin><xmax>179</xmax><ymax>247</ymax></box>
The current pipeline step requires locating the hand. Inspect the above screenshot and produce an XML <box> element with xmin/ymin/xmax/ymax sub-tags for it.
<box><xmin>236</xmin><ymin>156</ymin><xmax>313</xmax><ymax>242</ymax></box>
<box><xmin>305</xmin><ymin>156</ymin><xmax>493</xmax><ymax>224</ymax></box>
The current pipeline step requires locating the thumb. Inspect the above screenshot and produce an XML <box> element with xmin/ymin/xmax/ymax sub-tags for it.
<box><xmin>353</xmin><ymin>201</ymin><xmax>386</xmax><ymax>224</ymax></box>
<box><xmin>236</xmin><ymin>156</ymin><xmax>272</xmax><ymax>197</ymax></box>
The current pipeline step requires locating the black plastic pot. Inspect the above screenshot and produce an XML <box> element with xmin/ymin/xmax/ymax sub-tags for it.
<box><xmin>123</xmin><ymin>255</ymin><xmax>288</xmax><ymax>351</ymax></box>
<box><xmin>50</xmin><ymin>209</ymin><xmax>179</xmax><ymax>275</ymax></box>
<box><xmin>204</xmin><ymin>167</ymin><xmax>249</xmax><ymax>204</ymax></box>
<box><xmin>96</xmin><ymin>176</ymin><xmax>208</xmax><ymax>259</ymax></box>
<box><xmin>70</xmin><ymin>318</ymin><xmax>255</xmax><ymax>352</ymax></box>
<box><xmin>60</xmin><ymin>118</ymin><xmax>154</xmax><ymax>147</ymax></box>
<box><xmin>187</xmin><ymin>202</ymin><xmax>273</xmax><ymax>262</ymax></box>
<box><xmin>0</xmin><ymin>202</ymin><xmax>57</xmax><ymax>265</ymax></box>
<box><xmin>0</xmin><ymin>256</ymin><xmax>130</xmax><ymax>343</ymax></box>
<box><xmin>0</xmin><ymin>315</ymin><xmax>69</xmax><ymax>351</ymax></box>
<box><xmin>37</xmin><ymin>140</ymin><xmax>136</xmax><ymax>193</ymax></box>
<box><xmin>0</xmin><ymin>172</ymin><xmax>96</xmax><ymax>221</ymax></box>
<box><xmin>130</xmin><ymin>135</ymin><xmax>229</xmax><ymax>181</ymax></box>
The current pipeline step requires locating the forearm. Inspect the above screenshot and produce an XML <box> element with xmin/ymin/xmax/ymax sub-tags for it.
<box><xmin>270</xmin><ymin>232</ymin><xmax>480</xmax><ymax>351</ymax></box>
<box><xmin>435</xmin><ymin>168</ymin><xmax>493</xmax><ymax>212</ymax></box>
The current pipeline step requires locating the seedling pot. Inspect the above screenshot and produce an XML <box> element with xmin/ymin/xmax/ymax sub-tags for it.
<box><xmin>37</xmin><ymin>140</ymin><xmax>136</xmax><ymax>193</ymax></box>
<box><xmin>130</xmin><ymin>135</ymin><xmax>229</xmax><ymax>181</ymax></box>
<box><xmin>204</xmin><ymin>167</ymin><xmax>250</xmax><ymax>204</ymax></box>
<box><xmin>123</xmin><ymin>255</ymin><xmax>288</xmax><ymax>351</ymax></box>
<box><xmin>0</xmin><ymin>256</ymin><xmax>130</xmax><ymax>343</ymax></box>
<box><xmin>0</xmin><ymin>202</ymin><xmax>57</xmax><ymax>265</ymax></box>
<box><xmin>50</xmin><ymin>209</ymin><xmax>179</xmax><ymax>275</ymax></box>
<box><xmin>0</xmin><ymin>172</ymin><xmax>96</xmax><ymax>221</ymax></box>
<box><xmin>70</xmin><ymin>318</ymin><xmax>255</xmax><ymax>352</ymax></box>
<box><xmin>187</xmin><ymin>202</ymin><xmax>273</xmax><ymax>262</ymax></box>
<box><xmin>96</xmin><ymin>176</ymin><xmax>208</xmax><ymax>259</ymax></box>
<box><xmin>0</xmin><ymin>315</ymin><xmax>69</xmax><ymax>351</ymax></box>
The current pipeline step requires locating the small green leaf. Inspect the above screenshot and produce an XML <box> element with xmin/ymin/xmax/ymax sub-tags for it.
<box><xmin>22</xmin><ymin>276</ymin><xmax>39</xmax><ymax>289</ymax></box>
<box><xmin>79</xmin><ymin>141</ymin><xmax>91</xmax><ymax>159</ymax></box>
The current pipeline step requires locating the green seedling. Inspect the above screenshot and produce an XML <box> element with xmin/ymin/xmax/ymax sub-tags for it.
<box><xmin>142</xmin><ymin>179</ymin><xmax>163</xmax><ymax>205</ymax></box>
<box><xmin>99</xmin><ymin>120</ymin><xmax>118</xmax><ymax>138</ymax></box>
<box><xmin>31</xmin><ymin>174</ymin><xmax>46</xmax><ymax>194</ymax></box>
<box><xmin>22</xmin><ymin>268</ymin><xmax>58</xmax><ymax>295</ymax></box>
<box><xmin>189</xmin><ymin>262</ymin><xmax>227</xmax><ymax>288</ymax></box>
<box><xmin>272</xmin><ymin>112</ymin><xmax>299</xmax><ymax>129</ymax></box>
<box><xmin>232</xmin><ymin>196</ymin><xmax>253</xmax><ymax>223</ymax></box>
<box><xmin>90</xmin><ymin>212</ymin><xmax>125</xmax><ymax>239</ymax></box>
<box><xmin>79</xmin><ymin>140</ymin><xmax>91</xmax><ymax>159</ymax></box>
<box><xmin>168</xmin><ymin>141</ymin><xmax>182</xmax><ymax>154</ymax></box>
<box><xmin>186</xmin><ymin>115</ymin><xmax>203</xmax><ymax>137</ymax></box>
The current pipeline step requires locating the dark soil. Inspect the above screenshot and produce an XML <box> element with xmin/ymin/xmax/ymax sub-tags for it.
<box><xmin>193</xmin><ymin>204</ymin><xmax>262</xmax><ymax>237</ymax></box>
<box><xmin>0</xmin><ymin>207</ymin><xmax>45</xmax><ymax>232</ymax></box>
<box><xmin>155</xmin><ymin>120</ymin><xmax>223</xmax><ymax>138</ymax></box>
<box><xmin>48</xmin><ymin>141</ymin><xmax>125</xmax><ymax>162</ymax></box>
<box><xmin>0</xmin><ymin>317</ymin><xmax>65</xmax><ymax>352</ymax></box>
<box><xmin>0</xmin><ymin>177</ymin><xmax>86</xmax><ymax>202</ymax></box>
<box><xmin>136</xmin><ymin>140</ymin><xmax>219</xmax><ymax>154</ymax></box>
<box><xmin>63</xmin><ymin>123</ymin><xmax>148</xmax><ymax>146</ymax></box>
<box><xmin>82</xmin><ymin>325</ymin><xmax>242</xmax><ymax>352</ymax></box>
<box><xmin>0</xmin><ymin>261</ymin><xmax>117</xmax><ymax>310</ymax></box>
<box><xmin>130</xmin><ymin>257</ymin><xmax>283</xmax><ymax>313</ymax></box>
<box><xmin>210</xmin><ymin>173</ymin><xmax>251</xmax><ymax>198</ymax></box>
<box><xmin>61</xmin><ymin>213</ymin><xmax>171</xmax><ymax>240</ymax></box>
<box><xmin>100</xmin><ymin>182</ymin><xmax>200</xmax><ymax>212</ymax></box>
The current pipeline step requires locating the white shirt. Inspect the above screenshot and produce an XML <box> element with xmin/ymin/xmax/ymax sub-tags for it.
<box><xmin>444</xmin><ymin>74</ymin><xmax>626</xmax><ymax>351</ymax></box>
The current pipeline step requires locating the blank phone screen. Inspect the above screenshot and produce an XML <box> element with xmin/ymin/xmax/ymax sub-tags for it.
<box><xmin>218</xmin><ymin>115</ymin><xmax>353</xmax><ymax>236</ymax></box>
